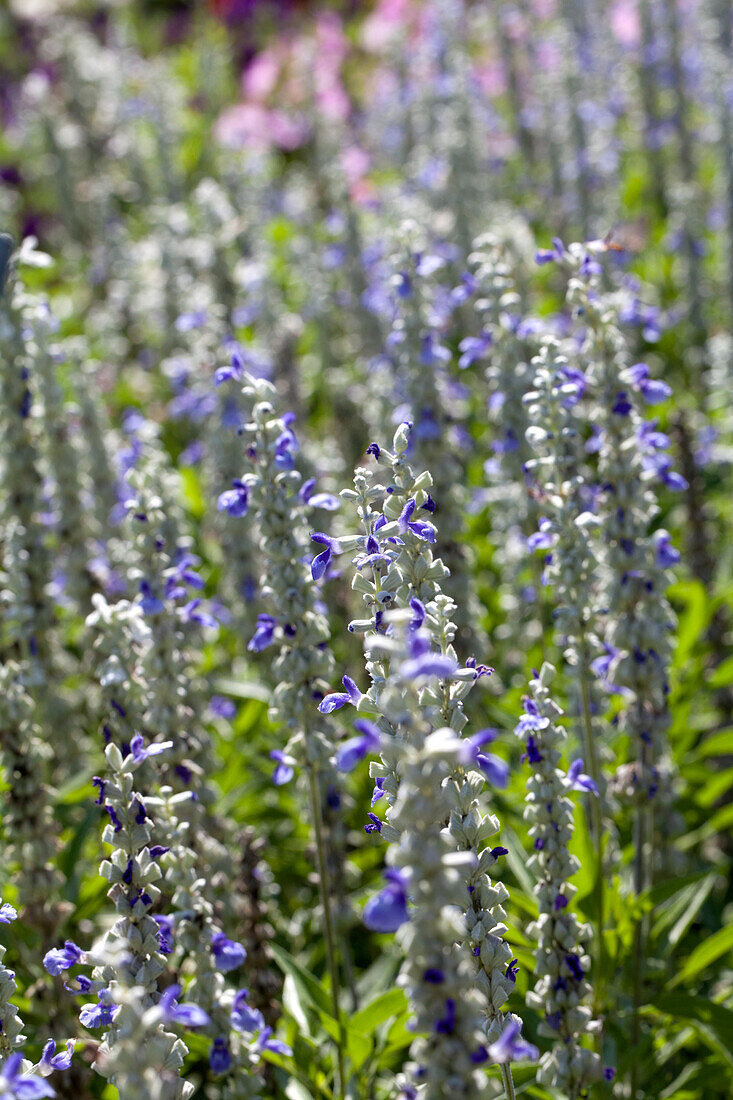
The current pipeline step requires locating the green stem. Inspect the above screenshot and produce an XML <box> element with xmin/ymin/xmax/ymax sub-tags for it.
<box><xmin>630</xmin><ymin>768</ymin><xmax>652</xmax><ymax>1100</ymax></box>
<box><xmin>307</xmin><ymin>769</ymin><xmax>347</xmax><ymax>1100</ymax></box>
<box><xmin>500</xmin><ymin>1063</ymin><xmax>517</xmax><ymax>1100</ymax></box>
<box><xmin>577</xmin><ymin>637</ymin><xmax>605</xmax><ymax>1019</ymax></box>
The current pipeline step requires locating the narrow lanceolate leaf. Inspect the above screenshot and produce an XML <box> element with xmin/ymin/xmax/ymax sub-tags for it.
<box><xmin>649</xmin><ymin>996</ymin><xmax>733</xmax><ymax>1065</ymax></box>
<box><xmin>668</xmin><ymin>925</ymin><xmax>733</xmax><ymax>987</ymax></box>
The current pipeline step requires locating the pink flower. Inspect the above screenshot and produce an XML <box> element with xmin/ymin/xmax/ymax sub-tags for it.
<box><xmin>361</xmin><ymin>0</ymin><xmax>415</xmax><ymax>52</ymax></box>
<box><xmin>269</xmin><ymin>109</ymin><xmax>310</xmax><ymax>149</ymax></box>
<box><xmin>341</xmin><ymin>146</ymin><xmax>370</xmax><ymax>185</ymax></box>
<box><xmin>241</xmin><ymin>48</ymin><xmax>281</xmax><ymax>102</ymax></box>
<box><xmin>215</xmin><ymin>103</ymin><xmax>273</xmax><ymax>149</ymax></box>
<box><xmin>475</xmin><ymin>62</ymin><xmax>507</xmax><ymax>97</ymax></box>
<box><xmin>317</xmin><ymin>82</ymin><xmax>350</xmax><ymax>122</ymax></box>
<box><xmin>611</xmin><ymin>1</ymin><xmax>641</xmax><ymax>46</ymax></box>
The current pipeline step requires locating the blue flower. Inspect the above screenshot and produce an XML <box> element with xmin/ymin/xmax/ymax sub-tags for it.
<box><xmin>566</xmin><ymin>758</ymin><xmax>599</xmax><ymax>796</ymax></box>
<box><xmin>535</xmin><ymin>238</ymin><xmax>564</xmax><ymax>265</ymax></box>
<box><xmin>310</xmin><ymin>533</ymin><xmax>342</xmax><ymax>580</ymax></box>
<box><xmin>558</xmin><ymin>365</ymin><xmax>587</xmax><ymax>405</ymax></box>
<box><xmin>522</xmin><ymin>734</ymin><xmax>543</xmax><ymax>764</ymax></box>
<box><xmin>590</xmin><ymin>644</ymin><xmax>619</xmax><ymax>684</ymax></box>
<box><xmin>231</xmin><ymin>989</ymin><xmax>265</xmax><ymax>1033</ymax></box>
<box><xmin>211</xmin><ymin>933</ymin><xmax>246</xmax><ymax>972</ymax></box>
<box><xmin>168</xmin><ymin>551</ymin><xmax>205</xmax><ymax>593</ymax></box>
<box><xmin>409</xmin><ymin>597</ymin><xmax>426</xmax><ymax>629</ymax></box>
<box><xmin>139</xmin><ymin>580</ymin><xmax>164</xmax><ymax>615</ymax></box>
<box><xmin>415</xmin><ymin>252</ymin><xmax>444</xmax><ymax>277</ymax></box>
<box><xmin>458</xmin><ymin>331</ymin><xmax>492</xmax><ymax>369</ymax></box>
<box><xmin>451</xmin><ymin>271</ymin><xmax>478</xmax><ymax>305</ymax></box>
<box><xmin>475</xmin><ymin>751</ymin><xmax>509</xmax><ymax>787</ymax></box>
<box><xmin>129</xmin><ymin>734</ymin><xmax>173</xmax><ymax>764</ymax></box>
<box><xmin>179</xmin><ymin>599</ymin><xmax>218</xmax><ymax>628</ymax></box>
<box><xmin>159</xmin><ymin>984</ymin><xmax>210</xmax><ymax>1028</ymax></box>
<box><xmin>214</xmin><ymin>349</ymin><xmax>245</xmax><ymax>386</ymax></box>
<box><xmin>175</xmin><ymin>310</ymin><xmax>207</xmax><ymax>332</ymax></box>
<box><xmin>400</xmin><ymin>632</ymin><xmax>457</xmax><ymax>681</ymax></box>
<box><xmin>209</xmin><ymin>695</ymin><xmax>236</xmax><ymax>719</ymax></box>
<box><xmin>628</xmin><ymin>362</ymin><xmax>672</xmax><ymax>404</ymax></box>
<box><xmin>434</xmin><ymin>998</ymin><xmax>456</xmax><ymax>1034</ymax></box>
<box><xmin>527</xmin><ymin>518</ymin><xmax>554</xmax><ymax>551</ymax></box>
<box><xmin>354</xmin><ymin>529</ymin><xmax>392</xmax><ymax>570</ymax></box>
<box><xmin>658</xmin><ymin>462</ymin><xmax>688</xmax><ymax>491</ymax></box>
<box><xmin>217</xmin><ymin>479</ymin><xmax>249</xmax><ymax>517</ymax></box>
<box><xmin>370</xmin><ymin>778</ymin><xmax>385</xmax><ymax>806</ymax></box>
<box><xmin>0</xmin><ymin>900</ymin><xmax>17</xmax><ymax>924</ymax></box>
<box><xmin>209</xmin><ymin>1037</ymin><xmax>232</xmax><ymax>1075</ymax></box>
<box><xmin>336</xmin><ymin>719</ymin><xmax>381</xmax><ymax>771</ymax></box>
<box><xmin>654</xmin><ymin>529</ymin><xmax>680</xmax><ymax>567</ymax></box>
<box><xmin>43</xmin><ymin>941</ymin><xmax>85</xmax><ymax>976</ymax></box>
<box><xmin>419</xmin><ymin>334</ymin><xmax>450</xmax><ymax>367</ymax></box>
<box><xmin>155</xmin><ymin>915</ymin><xmax>175</xmax><ymax>954</ymax></box>
<box><xmin>318</xmin><ymin>675</ymin><xmax>363</xmax><ymax>714</ymax></box>
<box><xmin>274</xmin><ymin>414</ymin><xmax>299</xmax><ymax>469</ymax></box>
<box><xmin>457</xmin><ymin>729</ymin><xmax>509</xmax><ymax>787</ymax></box>
<box><xmin>270</xmin><ymin>750</ymin><xmax>295</xmax><ymax>786</ymax></box>
<box><xmin>255</xmin><ymin>1027</ymin><xmax>292</xmax><ymax>1056</ymax></box>
<box><xmin>79</xmin><ymin>990</ymin><xmax>117</xmax><ymax>1028</ymax></box>
<box><xmin>612</xmin><ymin>391</ymin><xmax>632</xmax><ymax>416</ymax></box>
<box><xmin>0</xmin><ymin>1054</ymin><xmax>56</xmax><ymax>1099</ymax></box>
<box><xmin>515</xmin><ymin>705</ymin><xmax>550</xmax><ymax>737</ymax></box>
<box><xmin>40</xmin><ymin>1040</ymin><xmax>74</xmax><ymax>1072</ymax></box>
<box><xmin>363</xmin><ymin>869</ymin><xmax>409</xmax><ymax>932</ymax></box>
<box><xmin>179</xmin><ymin>440</ymin><xmax>205</xmax><ymax>466</ymax></box>
<box><xmin>298</xmin><ymin>478</ymin><xmax>340</xmax><ymax>510</ymax></box>
<box><xmin>487</xmin><ymin>1019</ymin><xmax>539</xmax><ymax>1063</ymax></box>
<box><xmin>248</xmin><ymin>613</ymin><xmax>277</xmax><ymax>652</ymax></box>
<box><xmin>397</xmin><ymin>498</ymin><xmax>436</xmax><ymax>543</ymax></box>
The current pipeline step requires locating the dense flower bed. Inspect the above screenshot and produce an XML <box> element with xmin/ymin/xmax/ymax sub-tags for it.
<box><xmin>0</xmin><ymin>2</ymin><xmax>731</xmax><ymax>1099</ymax></box>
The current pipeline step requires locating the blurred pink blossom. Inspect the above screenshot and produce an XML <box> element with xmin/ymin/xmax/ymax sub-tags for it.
<box><xmin>241</xmin><ymin>48</ymin><xmax>282</xmax><ymax>101</ymax></box>
<box><xmin>215</xmin><ymin>102</ymin><xmax>309</xmax><ymax>150</ymax></box>
<box><xmin>611</xmin><ymin>0</ymin><xmax>641</xmax><ymax>46</ymax></box>
<box><xmin>342</xmin><ymin>145</ymin><xmax>373</xmax><ymax>203</ymax></box>
<box><xmin>361</xmin><ymin>0</ymin><xmax>416</xmax><ymax>52</ymax></box>
<box><xmin>475</xmin><ymin>62</ymin><xmax>507</xmax><ymax>97</ymax></box>
<box><xmin>535</xmin><ymin>39</ymin><xmax>562</xmax><ymax>70</ymax></box>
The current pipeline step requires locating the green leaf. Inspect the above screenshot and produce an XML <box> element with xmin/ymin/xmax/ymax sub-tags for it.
<box><xmin>686</xmin><ymin>729</ymin><xmax>733</xmax><ymax>761</ymax></box>
<box><xmin>344</xmin><ymin>1027</ymin><xmax>372</xmax><ymax>1074</ymax></box>
<box><xmin>651</xmin><ymin>871</ymin><xmax>718</xmax><ymax>943</ymax></box>
<box><xmin>285</xmin><ymin>1082</ymin><xmax>315</xmax><ymax>1100</ymax></box>
<box><xmin>179</xmin><ymin>467</ymin><xmax>205</xmax><ymax>519</ymax></box>
<box><xmin>669</xmin><ymin>580</ymin><xmax>711</xmax><ymax>668</ymax></box>
<box><xmin>709</xmin><ymin>658</ymin><xmax>733</xmax><ymax>688</ymax></box>
<box><xmin>350</xmin><ymin>989</ymin><xmax>407</xmax><ymax>1035</ymax></box>
<box><xmin>501</xmin><ymin>827</ymin><xmax>538</xmax><ymax>911</ymax></box>
<box><xmin>282</xmin><ymin>974</ymin><xmax>316</xmax><ymax>1038</ymax></box>
<box><xmin>649</xmin><ymin>994</ymin><xmax>733</xmax><ymax>1064</ymax></box>
<box><xmin>270</xmin><ymin>943</ymin><xmax>337</xmax><ymax>1021</ymax></box>
<box><xmin>668</xmin><ymin>924</ymin><xmax>733</xmax><ymax>987</ymax></box>
<box><xmin>355</xmin><ymin>952</ymin><xmax>401</xmax><ymax>1002</ymax></box>
<box><xmin>678</xmin><ymin>803</ymin><xmax>733</xmax><ymax>850</ymax></box>
<box><xmin>663</xmin><ymin>875</ymin><xmax>718</xmax><ymax>953</ymax></box>
<box><xmin>214</xmin><ymin>677</ymin><xmax>271</xmax><ymax>703</ymax></box>
<box><xmin>698</xmin><ymin>767</ymin><xmax>733</xmax><ymax>807</ymax></box>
